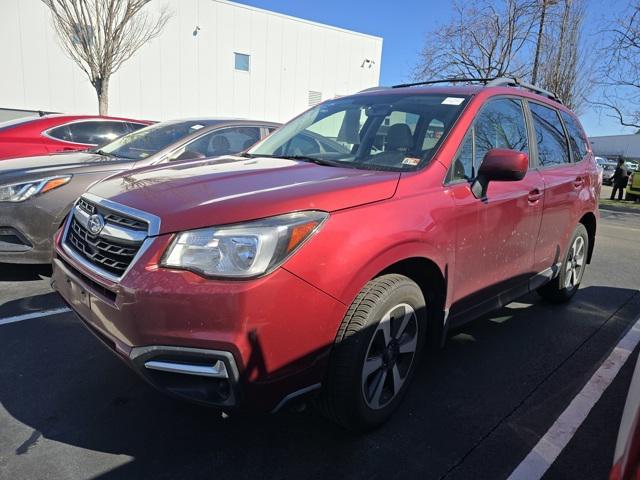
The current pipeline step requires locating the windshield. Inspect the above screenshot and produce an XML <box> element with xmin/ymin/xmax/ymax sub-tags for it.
<box><xmin>98</xmin><ymin>120</ymin><xmax>219</xmax><ymax>160</ymax></box>
<box><xmin>248</xmin><ymin>93</ymin><xmax>469</xmax><ymax>171</ymax></box>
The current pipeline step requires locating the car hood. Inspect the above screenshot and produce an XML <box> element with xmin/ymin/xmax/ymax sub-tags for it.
<box><xmin>88</xmin><ymin>156</ymin><xmax>401</xmax><ymax>234</ymax></box>
<box><xmin>0</xmin><ymin>152</ymin><xmax>134</xmax><ymax>183</ymax></box>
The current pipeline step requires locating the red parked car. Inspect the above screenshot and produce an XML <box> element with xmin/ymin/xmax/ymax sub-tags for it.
<box><xmin>0</xmin><ymin>114</ymin><xmax>150</xmax><ymax>160</ymax></box>
<box><xmin>52</xmin><ymin>78</ymin><xmax>599</xmax><ymax>431</ymax></box>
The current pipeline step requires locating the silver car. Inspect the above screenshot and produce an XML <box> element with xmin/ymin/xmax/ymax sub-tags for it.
<box><xmin>0</xmin><ymin>118</ymin><xmax>278</xmax><ymax>264</ymax></box>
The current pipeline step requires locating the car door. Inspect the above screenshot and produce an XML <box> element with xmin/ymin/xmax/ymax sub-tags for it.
<box><xmin>447</xmin><ymin>97</ymin><xmax>545</xmax><ymax>324</ymax></box>
<box><xmin>527</xmin><ymin>102</ymin><xmax>584</xmax><ymax>274</ymax></box>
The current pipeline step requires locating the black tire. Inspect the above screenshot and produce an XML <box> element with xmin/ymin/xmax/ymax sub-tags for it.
<box><xmin>626</xmin><ymin>193</ymin><xmax>637</xmax><ymax>201</ymax></box>
<box><xmin>537</xmin><ymin>224</ymin><xmax>589</xmax><ymax>303</ymax></box>
<box><xmin>316</xmin><ymin>274</ymin><xmax>427</xmax><ymax>432</ymax></box>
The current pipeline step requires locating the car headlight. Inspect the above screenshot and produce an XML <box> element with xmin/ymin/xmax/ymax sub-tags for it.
<box><xmin>161</xmin><ymin>211</ymin><xmax>328</xmax><ymax>278</ymax></box>
<box><xmin>0</xmin><ymin>175</ymin><xmax>72</xmax><ymax>202</ymax></box>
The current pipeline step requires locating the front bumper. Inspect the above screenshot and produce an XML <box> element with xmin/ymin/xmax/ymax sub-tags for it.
<box><xmin>52</xmin><ymin>232</ymin><xmax>346</xmax><ymax>412</ymax></box>
<box><xmin>0</xmin><ymin>200</ymin><xmax>64</xmax><ymax>264</ymax></box>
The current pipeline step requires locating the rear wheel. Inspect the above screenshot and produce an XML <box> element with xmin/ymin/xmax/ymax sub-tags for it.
<box><xmin>537</xmin><ymin>224</ymin><xmax>589</xmax><ymax>303</ymax></box>
<box><xmin>317</xmin><ymin>274</ymin><xmax>427</xmax><ymax>431</ymax></box>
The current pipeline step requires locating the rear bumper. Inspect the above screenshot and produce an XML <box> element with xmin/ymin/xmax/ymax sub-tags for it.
<box><xmin>51</xmin><ymin>232</ymin><xmax>346</xmax><ymax>411</ymax></box>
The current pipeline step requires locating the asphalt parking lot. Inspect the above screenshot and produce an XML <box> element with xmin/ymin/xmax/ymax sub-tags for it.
<box><xmin>1</xmin><ymin>208</ymin><xmax>639</xmax><ymax>480</ymax></box>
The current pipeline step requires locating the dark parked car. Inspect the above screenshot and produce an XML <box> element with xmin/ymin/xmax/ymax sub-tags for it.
<box><xmin>0</xmin><ymin>114</ymin><xmax>151</xmax><ymax>160</ymax></box>
<box><xmin>0</xmin><ymin>118</ymin><xmax>278</xmax><ymax>264</ymax></box>
<box><xmin>52</xmin><ymin>78</ymin><xmax>599</xmax><ymax>431</ymax></box>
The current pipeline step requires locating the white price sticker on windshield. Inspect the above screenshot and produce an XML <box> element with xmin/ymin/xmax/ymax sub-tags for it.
<box><xmin>442</xmin><ymin>97</ymin><xmax>465</xmax><ymax>105</ymax></box>
<box><xmin>190</xmin><ymin>124</ymin><xmax>204</xmax><ymax>130</ymax></box>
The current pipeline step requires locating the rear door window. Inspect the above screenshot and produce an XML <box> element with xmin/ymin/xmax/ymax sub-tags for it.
<box><xmin>559</xmin><ymin>111</ymin><xmax>588</xmax><ymax>162</ymax></box>
<box><xmin>529</xmin><ymin>103</ymin><xmax>570</xmax><ymax>167</ymax></box>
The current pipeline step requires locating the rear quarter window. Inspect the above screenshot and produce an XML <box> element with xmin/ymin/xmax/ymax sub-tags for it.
<box><xmin>529</xmin><ymin>102</ymin><xmax>570</xmax><ymax>167</ymax></box>
<box><xmin>560</xmin><ymin>111</ymin><xmax>588</xmax><ymax>161</ymax></box>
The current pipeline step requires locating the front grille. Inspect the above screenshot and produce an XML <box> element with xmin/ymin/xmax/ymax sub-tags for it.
<box><xmin>77</xmin><ymin>197</ymin><xmax>96</xmax><ymax>214</ymax></box>
<box><xmin>64</xmin><ymin>198</ymin><xmax>148</xmax><ymax>277</ymax></box>
<box><xmin>78</xmin><ymin>196</ymin><xmax>146</xmax><ymax>231</ymax></box>
<box><xmin>103</xmin><ymin>212</ymin><xmax>147</xmax><ymax>231</ymax></box>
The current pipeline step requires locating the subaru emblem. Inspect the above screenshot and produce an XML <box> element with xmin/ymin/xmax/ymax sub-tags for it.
<box><xmin>87</xmin><ymin>214</ymin><xmax>105</xmax><ymax>235</ymax></box>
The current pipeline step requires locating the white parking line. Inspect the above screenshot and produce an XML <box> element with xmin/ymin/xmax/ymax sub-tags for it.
<box><xmin>0</xmin><ymin>307</ymin><xmax>71</xmax><ymax>326</ymax></box>
<box><xmin>507</xmin><ymin>315</ymin><xmax>640</xmax><ymax>480</ymax></box>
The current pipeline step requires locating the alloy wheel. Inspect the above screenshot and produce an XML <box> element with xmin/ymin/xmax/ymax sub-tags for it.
<box><xmin>361</xmin><ymin>303</ymin><xmax>419</xmax><ymax>410</ymax></box>
<box><xmin>564</xmin><ymin>236</ymin><xmax>585</xmax><ymax>290</ymax></box>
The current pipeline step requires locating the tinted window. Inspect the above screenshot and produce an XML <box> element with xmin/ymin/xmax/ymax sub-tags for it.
<box><xmin>182</xmin><ymin>127</ymin><xmax>261</xmax><ymax>158</ymax></box>
<box><xmin>560</xmin><ymin>111</ymin><xmax>588</xmax><ymax>161</ymax></box>
<box><xmin>48</xmin><ymin>121</ymin><xmax>130</xmax><ymax>145</ymax></box>
<box><xmin>529</xmin><ymin>103</ymin><xmax>570</xmax><ymax>167</ymax></box>
<box><xmin>448</xmin><ymin>98</ymin><xmax>528</xmax><ymax>182</ymax></box>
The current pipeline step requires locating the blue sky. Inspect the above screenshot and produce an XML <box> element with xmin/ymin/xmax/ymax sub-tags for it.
<box><xmin>236</xmin><ymin>0</ymin><xmax>635</xmax><ymax>137</ymax></box>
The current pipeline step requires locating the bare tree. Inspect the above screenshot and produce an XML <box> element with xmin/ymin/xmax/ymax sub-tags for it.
<box><xmin>414</xmin><ymin>0</ymin><xmax>538</xmax><ymax>81</ymax></box>
<box><xmin>537</xmin><ymin>0</ymin><xmax>591</xmax><ymax>112</ymax></box>
<box><xmin>42</xmin><ymin>0</ymin><xmax>171</xmax><ymax>114</ymax></box>
<box><xmin>531</xmin><ymin>0</ymin><xmax>558</xmax><ymax>85</ymax></box>
<box><xmin>593</xmin><ymin>2</ymin><xmax>640</xmax><ymax>128</ymax></box>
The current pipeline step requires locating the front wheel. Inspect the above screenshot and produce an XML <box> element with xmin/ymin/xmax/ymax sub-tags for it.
<box><xmin>537</xmin><ymin>224</ymin><xmax>589</xmax><ymax>303</ymax></box>
<box><xmin>317</xmin><ymin>274</ymin><xmax>427</xmax><ymax>432</ymax></box>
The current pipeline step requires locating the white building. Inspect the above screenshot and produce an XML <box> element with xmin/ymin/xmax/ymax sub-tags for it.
<box><xmin>0</xmin><ymin>0</ymin><xmax>383</xmax><ymax>123</ymax></box>
<box><xmin>589</xmin><ymin>134</ymin><xmax>640</xmax><ymax>163</ymax></box>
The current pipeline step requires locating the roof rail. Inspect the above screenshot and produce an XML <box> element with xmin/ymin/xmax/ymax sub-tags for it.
<box><xmin>391</xmin><ymin>76</ymin><xmax>562</xmax><ymax>104</ymax></box>
<box><xmin>486</xmin><ymin>77</ymin><xmax>562</xmax><ymax>103</ymax></box>
<box><xmin>358</xmin><ymin>86</ymin><xmax>391</xmax><ymax>93</ymax></box>
<box><xmin>392</xmin><ymin>78</ymin><xmax>495</xmax><ymax>89</ymax></box>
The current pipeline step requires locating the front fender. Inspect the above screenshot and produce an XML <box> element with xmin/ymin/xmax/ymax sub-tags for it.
<box><xmin>283</xmin><ymin>194</ymin><xmax>456</xmax><ymax>309</ymax></box>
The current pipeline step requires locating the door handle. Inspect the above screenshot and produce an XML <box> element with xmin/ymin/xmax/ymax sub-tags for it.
<box><xmin>528</xmin><ymin>189</ymin><xmax>543</xmax><ymax>203</ymax></box>
<box><xmin>573</xmin><ymin>176</ymin><xmax>584</xmax><ymax>188</ymax></box>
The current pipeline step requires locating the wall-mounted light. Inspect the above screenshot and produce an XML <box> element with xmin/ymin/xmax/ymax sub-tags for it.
<box><xmin>361</xmin><ymin>59</ymin><xmax>375</xmax><ymax>69</ymax></box>
<box><xmin>193</xmin><ymin>26</ymin><xmax>201</xmax><ymax>36</ymax></box>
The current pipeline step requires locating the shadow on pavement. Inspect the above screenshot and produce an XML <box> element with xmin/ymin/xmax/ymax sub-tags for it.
<box><xmin>1</xmin><ymin>285</ymin><xmax>638</xmax><ymax>480</ymax></box>
<box><xmin>0</xmin><ymin>263</ymin><xmax>52</xmax><ymax>281</ymax></box>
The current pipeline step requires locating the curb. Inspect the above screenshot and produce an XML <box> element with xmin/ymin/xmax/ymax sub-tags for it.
<box><xmin>599</xmin><ymin>203</ymin><xmax>640</xmax><ymax>215</ymax></box>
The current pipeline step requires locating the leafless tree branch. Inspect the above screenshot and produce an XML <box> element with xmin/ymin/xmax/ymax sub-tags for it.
<box><xmin>592</xmin><ymin>1</ymin><xmax>640</xmax><ymax>128</ymax></box>
<box><xmin>42</xmin><ymin>0</ymin><xmax>171</xmax><ymax>114</ymax></box>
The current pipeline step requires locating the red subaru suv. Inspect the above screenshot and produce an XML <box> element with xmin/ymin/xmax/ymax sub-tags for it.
<box><xmin>52</xmin><ymin>79</ymin><xmax>599</xmax><ymax>431</ymax></box>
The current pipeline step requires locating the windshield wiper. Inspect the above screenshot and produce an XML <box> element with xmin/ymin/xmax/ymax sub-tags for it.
<box><xmin>242</xmin><ymin>153</ymin><xmax>351</xmax><ymax>168</ymax></box>
<box><xmin>272</xmin><ymin>154</ymin><xmax>346</xmax><ymax>167</ymax></box>
<box><xmin>93</xmin><ymin>149</ymin><xmax>113</xmax><ymax>157</ymax></box>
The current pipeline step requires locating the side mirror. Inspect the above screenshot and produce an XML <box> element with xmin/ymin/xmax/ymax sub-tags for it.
<box><xmin>471</xmin><ymin>148</ymin><xmax>528</xmax><ymax>199</ymax></box>
<box><xmin>171</xmin><ymin>149</ymin><xmax>206</xmax><ymax>162</ymax></box>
